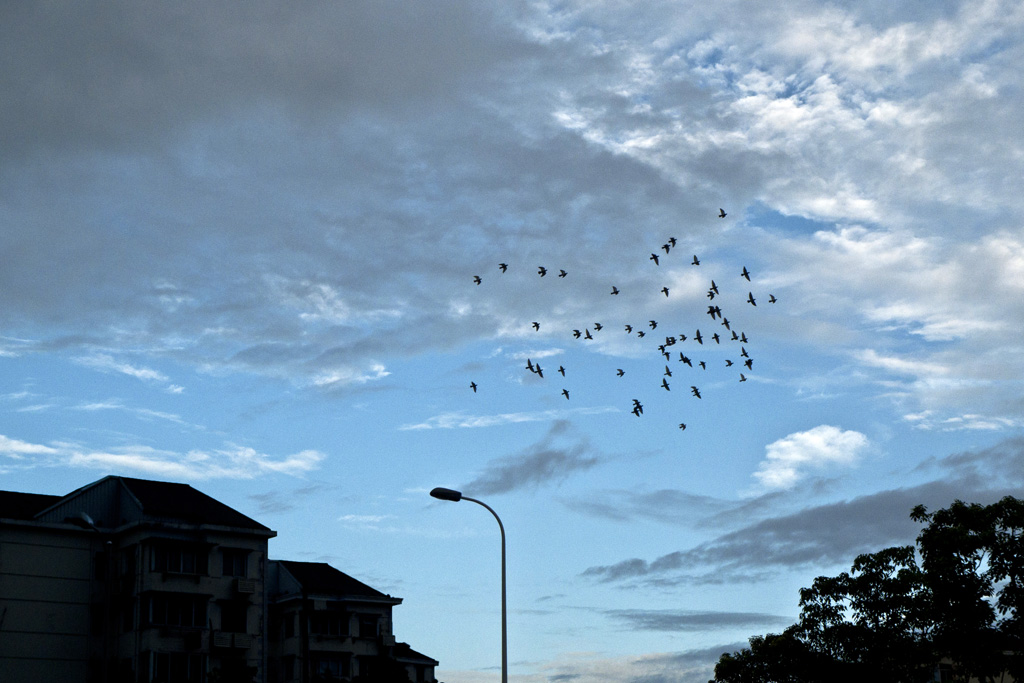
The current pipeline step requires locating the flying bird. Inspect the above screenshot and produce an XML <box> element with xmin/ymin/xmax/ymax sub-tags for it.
<box><xmin>650</xmin><ymin>253</ymin><xmax>660</xmax><ymax>266</ymax></box>
<box><xmin>741</xmin><ymin>266</ymin><xmax>751</xmax><ymax>281</ymax></box>
<box><xmin>594</xmin><ymin>323</ymin><xmax>603</xmax><ymax>331</ymax></box>
<box><xmin>624</xmin><ymin>325</ymin><xmax>633</xmax><ymax>333</ymax></box>
<box><xmin>559</xmin><ymin>269</ymin><xmax>567</xmax><ymax>278</ymax></box>
<box><xmin>526</xmin><ymin>359</ymin><xmax>535</xmax><ymax>372</ymax></box>
<box><xmin>562</xmin><ymin>389</ymin><xmax>570</xmax><ymax>399</ymax></box>
<box><xmin>662</xmin><ymin>243</ymin><xmax>671</xmax><ymax>254</ymax></box>
<box><xmin>679</xmin><ymin>423</ymin><xmax>687</xmax><ymax>430</ymax></box>
<box><xmin>664</xmin><ymin>365</ymin><xmax>673</xmax><ymax>377</ymax></box>
<box><xmin>692</xmin><ymin>254</ymin><xmax>700</xmax><ymax>266</ymax></box>
<box><xmin>573</xmin><ymin>329</ymin><xmax>581</xmax><ymax>339</ymax></box>
<box><xmin>740</xmin><ymin>347</ymin><xmax>749</xmax><ymax>358</ymax></box>
<box><xmin>558</xmin><ymin>366</ymin><xmax>565</xmax><ymax>377</ymax></box>
<box><xmin>632</xmin><ymin>405</ymin><xmax>643</xmax><ymax>417</ymax></box>
<box><xmin>584</xmin><ymin>329</ymin><xmax>593</xmax><ymax>340</ymax></box>
<box><xmin>712</xmin><ymin>333</ymin><xmax>720</xmax><ymax>344</ymax></box>
<box><xmin>745</xmin><ymin>358</ymin><xmax>753</xmax><ymax>370</ymax></box>
<box><xmin>649</xmin><ymin>320</ymin><xmax>658</xmax><ymax>329</ymax></box>
<box><xmin>637</xmin><ymin>330</ymin><xmax>646</xmax><ymax>338</ymax></box>
<box><xmin>691</xmin><ymin>386</ymin><xmax>701</xmax><ymax>399</ymax></box>
<box><xmin>721</xmin><ymin>317</ymin><xmax>730</xmax><ymax>330</ymax></box>
<box><xmin>499</xmin><ymin>263</ymin><xmax>508</xmax><ymax>272</ymax></box>
<box><xmin>725</xmin><ymin>359</ymin><xmax>734</xmax><ymax>367</ymax></box>
<box><xmin>680</xmin><ymin>354</ymin><xmax>692</xmax><ymax>367</ymax></box>
<box><xmin>661</xmin><ymin>287</ymin><xmax>670</xmax><ymax>297</ymax></box>
<box><xmin>747</xmin><ymin>292</ymin><xmax>757</xmax><ymax>306</ymax></box>
<box><xmin>532</xmin><ymin>322</ymin><xmax>540</xmax><ymax>331</ymax></box>
<box><xmin>470</xmin><ymin>382</ymin><xmax>477</xmax><ymax>392</ymax></box>
<box><xmin>769</xmin><ymin>294</ymin><xmax>777</xmax><ymax>303</ymax></box>
<box><xmin>611</xmin><ymin>286</ymin><xmax>620</xmax><ymax>295</ymax></box>
<box><xmin>668</xmin><ymin>237</ymin><xmax>677</xmax><ymax>247</ymax></box>
<box><xmin>739</xmin><ymin>373</ymin><xmax>747</xmax><ymax>382</ymax></box>
<box><xmin>740</xmin><ymin>333</ymin><xmax>749</xmax><ymax>343</ymax></box>
<box><xmin>616</xmin><ymin>369</ymin><xmax>625</xmax><ymax>377</ymax></box>
<box><xmin>718</xmin><ymin>208</ymin><xmax>727</xmax><ymax>218</ymax></box>
<box><xmin>694</xmin><ymin>329</ymin><xmax>703</xmax><ymax>344</ymax></box>
<box><xmin>699</xmin><ymin>361</ymin><xmax>706</xmax><ymax>370</ymax></box>
<box><xmin>538</xmin><ymin>266</ymin><xmax>547</xmax><ymax>276</ymax></box>
<box><xmin>707</xmin><ymin>289</ymin><xmax>716</xmax><ymax>301</ymax></box>
<box><xmin>473</xmin><ymin>275</ymin><xmax>482</xmax><ymax>285</ymax></box>
<box><xmin>709</xmin><ymin>280</ymin><xmax>719</xmax><ymax>294</ymax></box>
<box><xmin>731</xmin><ymin>331</ymin><xmax>739</xmax><ymax>341</ymax></box>
<box><xmin>535</xmin><ymin>364</ymin><xmax>544</xmax><ymax>378</ymax></box>
<box><xmin>661</xmin><ymin>378</ymin><xmax>671</xmax><ymax>391</ymax></box>
<box><xmin>707</xmin><ymin>305</ymin><xmax>721</xmax><ymax>320</ymax></box>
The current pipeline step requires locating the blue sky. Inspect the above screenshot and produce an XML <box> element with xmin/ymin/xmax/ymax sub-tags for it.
<box><xmin>3</xmin><ymin>1</ymin><xmax>1024</xmax><ymax>681</ymax></box>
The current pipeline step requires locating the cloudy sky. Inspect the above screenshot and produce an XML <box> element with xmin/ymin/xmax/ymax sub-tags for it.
<box><xmin>3</xmin><ymin>1</ymin><xmax>1023</xmax><ymax>681</ymax></box>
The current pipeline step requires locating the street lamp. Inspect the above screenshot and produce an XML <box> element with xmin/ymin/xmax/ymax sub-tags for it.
<box><xmin>430</xmin><ymin>487</ymin><xmax>507</xmax><ymax>683</ymax></box>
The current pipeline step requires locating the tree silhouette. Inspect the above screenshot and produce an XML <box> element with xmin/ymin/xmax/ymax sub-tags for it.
<box><xmin>712</xmin><ymin>496</ymin><xmax>1024</xmax><ymax>683</ymax></box>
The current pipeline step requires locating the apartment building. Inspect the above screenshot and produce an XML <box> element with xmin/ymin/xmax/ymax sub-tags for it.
<box><xmin>0</xmin><ymin>476</ymin><xmax>437</xmax><ymax>683</ymax></box>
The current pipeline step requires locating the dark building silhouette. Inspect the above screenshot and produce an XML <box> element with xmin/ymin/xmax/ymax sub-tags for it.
<box><xmin>0</xmin><ymin>476</ymin><xmax>437</xmax><ymax>683</ymax></box>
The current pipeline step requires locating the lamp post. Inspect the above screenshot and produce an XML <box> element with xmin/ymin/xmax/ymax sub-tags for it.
<box><xmin>430</xmin><ymin>487</ymin><xmax>507</xmax><ymax>683</ymax></box>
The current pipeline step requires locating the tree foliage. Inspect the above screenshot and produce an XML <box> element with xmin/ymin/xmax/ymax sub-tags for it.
<box><xmin>712</xmin><ymin>496</ymin><xmax>1024</xmax><ymax>683</ymax></box>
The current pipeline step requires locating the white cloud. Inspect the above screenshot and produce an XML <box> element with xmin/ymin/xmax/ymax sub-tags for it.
<box><xmin>75</xmin><ymin>354</ymin><xmax>169</xmax><ymax>383</ymax></box>
<box><xmin>399</xmin><ymin>406</ymin><xmax>617</xmax><ymax>430</ymax></box>
<box><xmin>753</xmin><ymin>425</ymin><xmax>869</xmax><ymax>490</ymax></box>
<box><xmin>0</xmin><ymin>434</ymin><xmax>59</xmax><ymax>457</ymax></box>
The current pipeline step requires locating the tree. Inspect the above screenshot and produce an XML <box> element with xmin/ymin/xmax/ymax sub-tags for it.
<box><xmin>712</xmin><ymin>497</ymin><xmax>1024</xmax><ymax>683</ymax></box>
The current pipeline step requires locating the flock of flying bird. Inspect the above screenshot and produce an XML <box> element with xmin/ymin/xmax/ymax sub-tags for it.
<box><xmin>469</xmin><ymin>210</ymin><xmax>777</xmax><ymax>431</ymax></box>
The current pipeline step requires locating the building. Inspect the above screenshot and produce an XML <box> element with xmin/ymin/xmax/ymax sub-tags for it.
<box><xmin>0</xmin><ymin>476</ymin><xmax>437</xmax><ymax>683</ymax></box>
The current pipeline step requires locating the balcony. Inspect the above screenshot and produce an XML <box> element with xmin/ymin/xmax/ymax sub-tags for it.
<box><xmin>212</xmin><ymin>631</ymin><xmax>253</xmax><ymax>649</ymax></box>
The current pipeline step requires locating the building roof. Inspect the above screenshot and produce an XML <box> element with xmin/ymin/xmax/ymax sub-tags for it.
<box><xmin>0</xmin><ymin>490</ymin><xmax>62</xmax><ymax>520</ymax></box>
<box><xmin>117</xmin><ymin>477</ymin><xmax>270</xmax><ymax>531</ymax></box>
<box><xmin>393</xmin><ymin>642</ymin><xmax>439</xmax><ymax>666</ymax></box>
<box><xmin>277</xmin><ymin>560</ymin><xmax>400</xmax><ymax>602</ymax></box>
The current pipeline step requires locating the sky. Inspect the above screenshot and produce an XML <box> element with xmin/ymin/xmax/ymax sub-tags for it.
<box><xmin>2</xmin><ymin>1</ymin><xmax>1024</xmax><ymax>681</ymax></box>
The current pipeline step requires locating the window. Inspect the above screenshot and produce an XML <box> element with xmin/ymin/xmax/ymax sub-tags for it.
<box><xmin>147</xmin><ymin>594</ymin><xmax>207</xmax><ymax>628</ymax></box>
<box><xmin>357</xmin><ymin>614</ymin><xmax>378</xmax><ymax>638</ymax></box>
<box><xmin>151</xmin><ymin>543</ymin><xmax>208</xmax><ymax>575</ymax></box>
<box><xmin>221</xmin><ymin>548</ymin><xmax>248</xmax><ymax>577</ymax></box>
<box><xmin>309</xmin><ymin>611</ymin><xmax>349</xmax><ymax>636</ymax></box>
<box><xmin>221</xmin><ymin>601</ymin><xmax>248</xmax><ymax>633</ymax></box>
<box><xmin>150</xmin><ymin>651</ymin><xmax>205</xmax><ymax>682</ymax></box>
<box><xmin>312</xmin><ymin>655</ymin><xmax>350</xmax><ymax>679</ymax></box>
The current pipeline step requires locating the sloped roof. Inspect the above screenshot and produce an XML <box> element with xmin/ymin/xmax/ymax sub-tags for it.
<box><xmin>0</xmin><ymin>490</ymin><xmax>62</xmax><ymax>520</ymax></box>
<box><xmin>393</xmin><ymin>642</ymin><xmax>439</xmax><ymax>665</ymax></box>
<box><xmin>278</xmin><ymin>560</ymin><xmax>400</xmax><ymax>602</ymax></box>
<box><xmin>119</xmin><ymin>477</ymin><xmax>271</xmax><ymax>531</ymax></box>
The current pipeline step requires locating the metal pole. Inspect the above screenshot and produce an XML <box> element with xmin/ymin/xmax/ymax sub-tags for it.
<box><xmin>461</xmin><ymin>496</ymin><xmax>507</xmax><ymax>683</ymax></box>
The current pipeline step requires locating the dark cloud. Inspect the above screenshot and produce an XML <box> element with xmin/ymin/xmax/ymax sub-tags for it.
<box><xmin>581</xmin><ymin>479</ymin><xmax>1009</xmax><ymax>584</ymax></box>
<box><xmin>606</xmin><ymin>609</ymin><xmax>793</xmax><ymax>632</ymax></box>
<box><xmin>464</xmin><ymin>420</ymin><xmax>602</xmax><ymax>495</ymax></box>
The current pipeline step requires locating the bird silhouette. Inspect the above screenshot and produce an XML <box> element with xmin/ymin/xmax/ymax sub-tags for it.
<box><xmin>616</xmin><ymin>369</ymin><xmax>625</xmax><ymax>377</ymax></box>
<box><xmin>584</xmin><ymin>329</ymin><xmax>593</xmax><ymax>340</ymax></box>
<box><xmin>473</xmin><ymin>275</ymin><xmax>482</xmax><ymax>285</ymax></box>
<box><xmin>532</xmin><ymin>322</ymin><xmax>540</xmax><ymax>330</ymax></box>
<box><xmin>699</xmin><ymin>361</ymin><xmax>706</xmax><ymax>370</ymax></box>
<box><xmin>559</xmin><ymin>269</ymin><xmax>567</xmax><ymax>278</ymax></box>
<box><xmin>650</xmin><ymin>253</ymin><xmax>660</xmax><ymax>265</ymax></box>
<box><xmin>470</xmin><ymin>382</ymin><xmax>478</xmax><ymax>392</ymax></box>
<box><xmin>725</xmin><ymin>359</ymin><xmax>733</xmax><ymax>367</ymax></box>
<box><xmin>769</xmin><ymin>294</ymin><xmax>777</xmax><ymax>303</ymax></box>
<box><xmin>721</xmin><ymin>317</ymin><xmax>730</xmax><ymax>330</ymax></box>
<box><xmin>649</xmin><ymin>320</ymin><xmax>658</xmax><ymax>329</ymax></box>
<box><xmin>526</xmin><ymin>359</ymin><xmax>535</xmax><ymax>372</ymax></box>
<box><xmin>662</xmin><ymin>243</ymin><xmax>671</xmax><ymax>254</ymax></box>
<box><xmin>499</xmin><ymin>263</ymin><xmax>508</xmax><ymax>272</ymax></box>
<box><xmin>611</xmin><ymin>286</ymin><xmax>620</xmax><ymax>295</ymax></box>
<box><xmin>661</xmin><ymin>378</ymin><xmax>671</xmax><ymax>391</ymax></box>
<box><xmin>661</xmin><ymin>287</ymin><xmax>669</xmax><ymax>297</ymax></box>
<box><xmin>679</xmin><ymin>423</ymin><xmax>686</xmax><ymax>430</ymax></box>
<box><xmin>692</xmin><ymin>254</ymin><xmax>700</xmax><ymax>266</ymax></box>
<box><xmin>535</xmin><ymin>364</ymin><xmax>544</xmax><ymax>378</ymax></box>
<box><xmin>747</xmin><ymin>292</ymin><xmax>757</xmax><ymax>306</ymax></box>
<box><xmin>624</xmin><ymin>325</ymin><xmax>633</xmax><ymax>333</ymax></box>
<box><xmin>694</xmin><ymin>329</ymin><xmax>703</xmax><ymax>344</ymax></box>
<box><xmin>664</xmin><ymin>365</ymin><xmax>672</xmax><ymax>377</ymax></box>
<box><xmin>562</xmin><ymin>389</ymin><xmax>570</xmax><ymax>399</ymax></box>
<box><xmin>740</xmin><ymin>347</ymin><xmax>749</xmax><ymax>358</ymax></box>
<box><xmin>740</xmin><ymin>333</ymin><xmax>749</xmax><ymax>343</ymax></box>
<box><xmin>712</xmin><ymin>333</ymin><xmax>720</xmax><ymax>344</ymax></box>
<box><xmin>718</xmin><ymin>208</ymin><xmax>727</xmax><ymax>218</ymax></box>
<box><xmin>707</xmin><ymin>289</ymin><xmax>716</xmax><ymax>301</ymax></box>
<box><xmin>680</xmin><ymin>354</ymin><xmax>692</xmax><ymax>367</ymax></box>
<box><xmin>691</xmin><ymin>386</ymin><xmax>701</xmax><ymax>398</ymax></box>
<box><xmin>745</xmin><ymin>358</ymin><xmax>753</xmax><ymax>370</ymax></box>
<box><xmin>594</xmin><ymin>323</ymin><xmax>603</xmax><ymax>331</ymax></box>
<box><xmin>558</xmin><ymin>366</ymin><xmax>565</xmax><ymax>377</ymax></box>
<box><xmin>731</xmin><ymin>331</ymin><xmax>739</xmax><ymax>341</ymax></box>
<box><xmin>668</xmin><ymin>237</ymin><xmax>677</xmax><ymax>247</ymax></box>
<box><xmin>573</xmin><ymin>329</ymin><xmax>581</xmax><ymax>339</ymax></box>
<box><xmin>707</xmin><ymin>305</ymin><xmax>721</xmax><ymax>319</ymax></box>
<box><xmin>538</xmin><ymin>266</ymin><xmax>547</xmax><ymax>276</ymax></box>
<box><xmin>739</xmin><ymin>373</ymin><xmax>747</xmax><ymax>382</ymax></box>
<box><xmin>741</xmin><ymin>266</ymin><xmax>751</xmax><ymax>281</ymax></box>
<box><xmin>637</xmin><ymin>330</ymin><xmax>646</xmax><ymax>338</ymax></box>
<box><xmin>632</xmin><ymin>399</ymin><xmax>643</xmax><ymax>416</ymax></box>
<box><xmin>709</xmin><ymin>280</ymin><xmax>719</xmax><ymax>294</ymax></box>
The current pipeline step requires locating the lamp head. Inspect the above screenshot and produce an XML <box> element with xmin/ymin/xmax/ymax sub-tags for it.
<box><xmin>430</xmin><ymin>487</ymin><xmax>463</xmax><ymax>502</ymax></box>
